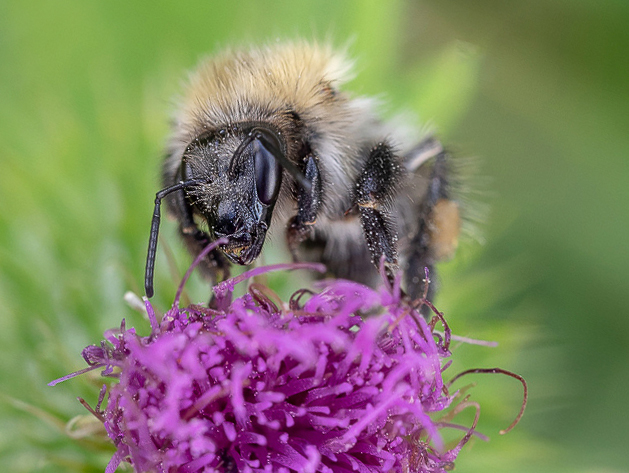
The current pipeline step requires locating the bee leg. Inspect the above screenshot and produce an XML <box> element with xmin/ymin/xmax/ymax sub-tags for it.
<box><xmin>354</xmin><ymin>141</ymin><xmax>403</xmax><ymax>281</ymax></box>
<box><xmin>286</xmin><ymin>154</ymin><xmax>322</xmax><ymax>260</ymax></box>
<box><xmin>404</xmin><ymin>147</ymin><xmax>460</xmax><ymax>316</ymax></box>
<box><xmin>169</xmin><ymin>187</ymin><xmax>231</xmax><ymax>286</ymax></box>
<box><xmin>306</xmin><ymin>216</ymin><xmax>378</xmax><ymax>286</ymax></box>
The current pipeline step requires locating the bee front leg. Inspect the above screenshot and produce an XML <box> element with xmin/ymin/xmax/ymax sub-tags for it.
<box><xmin>354</xmin><ymin>141</ymin><xmax>403</xmax><ymax>281</ymax></box>
<box><xmin>169</xmin><ymin>187</ymin><xmax>231</xmax><ymax>286</ymax></box>
<box><xmin>286</xmin><ymin>154</ymin><xmax>322</xmax><ymax>260</ymax></box>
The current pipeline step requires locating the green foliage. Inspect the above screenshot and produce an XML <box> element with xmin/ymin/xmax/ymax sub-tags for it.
<box><xmin>1</xmin><ymin>1</ymin><xmax>627</xmax><ymax>472</ymax></box>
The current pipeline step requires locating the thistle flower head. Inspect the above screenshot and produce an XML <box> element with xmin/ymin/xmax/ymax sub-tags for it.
<box><xmin>52</xmin><ymin>243</ymin><xmax>528</xmax><ymax>472</ymax></box>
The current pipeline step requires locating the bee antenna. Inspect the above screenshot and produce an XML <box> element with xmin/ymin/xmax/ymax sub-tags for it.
<box><xmin>145</xmin><ymin>179</ymin><xmax>203</xmax><ymax>298</ymax></box>
<box><xmin>228</xmin><ymin>132</ymin><xmax>257</xmax><ymax>178</ymax></box>
<box><xmin>229</xmin><ymin>128</ymin><xmax>311</xmax><ymax>191</ymax></box>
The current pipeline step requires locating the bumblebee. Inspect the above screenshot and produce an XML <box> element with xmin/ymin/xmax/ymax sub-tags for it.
<box><xmin>145</xmin><ymin>41</ymin><xmax>461</xmax><ymax>308</ymax></box>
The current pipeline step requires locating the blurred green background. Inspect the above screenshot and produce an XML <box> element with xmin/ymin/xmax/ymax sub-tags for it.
<box><xmin>1</xmin><ymin>0</ymin><xmax>627</xmax><ymax>471</ymax></box>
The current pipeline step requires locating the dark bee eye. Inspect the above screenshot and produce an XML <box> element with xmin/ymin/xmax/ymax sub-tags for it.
<box><xmin>253</xmin><ymin>135</ymin><xmax>283</xmax><ymax>205</ymax></box>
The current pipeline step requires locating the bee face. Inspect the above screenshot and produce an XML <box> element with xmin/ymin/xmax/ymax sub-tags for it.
<box><xmin>181</xmin><ymin>125</ymin><xmax>285</xmax><ymax>265</ymax></box>
<box><xmin>145</xmin><ymin>41</ymin><xmax>462</xmax><ymax>311</ymax></box>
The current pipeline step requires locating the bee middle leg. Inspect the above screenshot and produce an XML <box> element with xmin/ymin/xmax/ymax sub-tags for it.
<box><xmin>352</xmin><ymin>138</ymin><xmax>460</xmax><ymax>315</ymax></box>
<box><xmin>353</xmin><ymin>141</ymin><xmax>403</xmax><ymax>281</ymax></box>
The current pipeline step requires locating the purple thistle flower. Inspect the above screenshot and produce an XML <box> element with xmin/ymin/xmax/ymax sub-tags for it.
<box><xmin>52</xmin><ymin>243</ymin><xmax>527</xmax><ymax>472</ymax></box>
<box><xmin>81</xmin><ymin>275</ymin><xmax>469</xmax><ymax>473</ymax></box>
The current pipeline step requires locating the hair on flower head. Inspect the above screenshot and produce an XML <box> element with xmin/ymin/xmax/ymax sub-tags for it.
<box><xmin>51</xmin><ymin>239</ymin><xmax>526</xmax><ymax>473</ymax></box>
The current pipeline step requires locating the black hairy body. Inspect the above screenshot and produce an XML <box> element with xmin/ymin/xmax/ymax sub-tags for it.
<box><xmin>145</xmin><ymin>42</ymin><xmax>461</xmax><ymax>310</ymax></box>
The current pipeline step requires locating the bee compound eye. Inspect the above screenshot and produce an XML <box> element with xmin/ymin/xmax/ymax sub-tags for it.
<box><xmin>252</xmin><ymin>137</ymin><xmax>283</xmax><ymax>206</ymax></box>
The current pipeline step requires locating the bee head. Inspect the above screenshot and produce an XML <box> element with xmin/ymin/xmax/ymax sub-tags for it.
<box><xmin>182</xmin><ymin>125</ymin><xmax>308</xmax><ymax>265</ymax></box>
